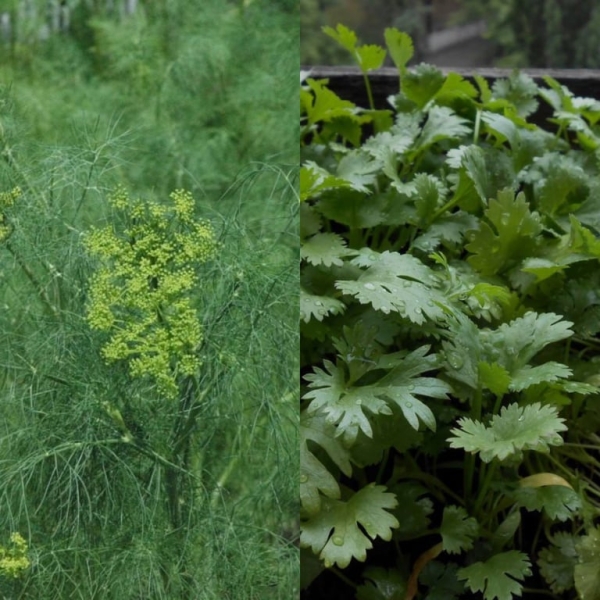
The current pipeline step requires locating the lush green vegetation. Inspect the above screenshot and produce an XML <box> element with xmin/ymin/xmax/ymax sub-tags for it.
<box><xmin>301</xmin><ymin>25</ymin><xmax>600</xmax><ymax>600</ymax></box>
<box><xmin>459</xmin><ymin>0</ymin><xmax>600</xmax><ymax>68</ymax></box>
<box><xmin>0</xmin><ymin>1</ymin><xmax>298</xmax><ymax>598</ymax></box>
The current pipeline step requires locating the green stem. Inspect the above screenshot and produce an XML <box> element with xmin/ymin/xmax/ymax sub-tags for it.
<box><xmin>362</xmin><ymin>71</ymin><xmax>375</xmax><ymax>111</ymax></box>
<box><xmin>5</xmin><ymin>240</ymin><xmax>59</xmax><ymax>319</ymax></box>
<box><xmin>473</xmin><ymin>460</ymin><xmax>498</xmax><ymax>515</ymax></box>
<box><xmin>210</xmin><ymin>452</ymin><xmax>241</xmax><ymax>510</ymax></box>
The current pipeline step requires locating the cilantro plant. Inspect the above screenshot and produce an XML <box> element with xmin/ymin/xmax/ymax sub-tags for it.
<box><xmin>301</xmin><ymin>24</ymin><xmax>600</xmax><ymax>600</ymax></box>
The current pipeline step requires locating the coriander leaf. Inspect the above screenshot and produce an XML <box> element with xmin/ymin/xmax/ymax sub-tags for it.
<box><xmin>300</xmin><ymin>161</ymin><xmax>351</xmax><ymax>201</ymax></box>
<box><xmin>509</xmin><ymin>362</ymin><xmax>572</xmax><ymax>392</ymax></box>
<box><xmin>401</xmin><ymin>64</ymin><xmax>445</xmax><ymax>109</ymax></box>
<box><xmin>435</xmin><ymin>72</ymin><xmax>478</xmax><ymax>104</ymax></box>
<box><xmin>478</xmin><ymin>362</ymin><xmax>511</xmax><ymax>397</ymax></box>
<box><xmin>492</xmin><ymin>72</ymin><xmax>539</xmax><ymax>118</ymax></box>
<box><xmin>303</xmin><ymin>78</ymin><xmax>357</xmax><ymax>126</ymax></box>
<box><xmin>440</xmin><ymin>505</ymin><xmax>479</xmax><ymax>554</ymax></box>
<box><xmin>301</xmin><ymin>483</ymin><xmax>399</xmax><ymax>568</ymax></box>
<box><xmin>467</xmin><ymin>189</ymin><xmax>542</xmax><ymax>276</ymax></box>
<box><xmin>416</xmin><ymin>106</ymin><xmax>471</xmax><ymax>151</ymax></box>
<box><xmin>487</xmin><ymin>312</ymin><xmax>573</xmax><ymax>369</ymax></box>
<box><xmin>376</xmin><ymin>361</ymin><xmax>452</xmax><ymax>432</ymax></box>
<box><xmin>442</xmin><ymin>311</ymin><xmax>482</xmax><ymax>390</ymax></box>
<box><xmin>384</xmin><ymin>28</ymin><xmax>414</xmax><ymax>76</ymax></box>
<box><xmin>420</xmin><ymin>561</ymin><xmax>465</xmax><ymax>600</ymax></box>
<box><xmin>300</xmin><ymin>202</ymin><xmax>322</xmax><ymax>238</ymax></box>
<box><xmin>481</xmin><ymin>111</ymin><xmax>521</xmax><ymax>149</ymax></box>
<box><xmin>322</xmin><ymin>24</ymin><xmax>357</xmax><ymax>54</ymax></box>
<box><xmin>356</xmin><ymin>44</ymin><xmax>387</xmax><ymax>73</ymax></box>
<box><xmin>303</xmin><ymin>360</ymin><xmax>391</xmax><ymax>443</ymax></box>
<box><xmin>448</xmin><ymin>402</ymin><xmax>567</xmax><ymax>463</ymax></box>
<box><xmin>389</xmin><ymin>482</ymin><xmax>433</xmax><ymax>539</ymax></box>
<box><xmin>414</xmin><ymin>173</ymin><xmax>446</xmax><ymax>224</ymax></box>
<box><xmin>300</xmin><ymin>288</ymin><xmax>346</xmax><ymax>323</ymax></box>
<box><xmin>538</xmin><ymin>532</ymin><xmax>577</xmax><ymax>594</ymax></box>
<box><xmin>336</xmin><ymin>151</ymin><xmax>380</xmax><ymax>193</ymax></box>
<box><xmin>458</xmin><ymin>551</ymin><xmax>531</xmax><ymax>600</ymax></box>
<box><xmin>301</xmin><ymin>410</ymin><xmax>352</xmax><ymax>515</ymax></box>
<box><xmin>575</xmin><ymin>527</ymin><xmax>600</xmax><ymax>600</ymax></box>
<box><xmin>336</xmin><ymin>251</ymin><xmax>447</xmax><ymax>324</ymax></box>
<box><xmin>512</xmin><ymin>485</ymin><xmax>581</xmax><ymax>521</ymax></box>
<box><xmin>413</xmin><ymin>212</ymin><xmax>478</xmax><ymax>253</ymax></box>
<box><xmin>357</xmin><ymin>566</ymin><xmax>408</xmax><ymax>600</ymax></box>
<box><xmin>301</xmin><ymin>232</ymin><xmax>357</xmax><ymax>267</ymax></box>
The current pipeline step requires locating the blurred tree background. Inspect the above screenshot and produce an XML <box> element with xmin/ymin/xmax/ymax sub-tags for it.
<box><xmin>302</xmin><ymin>0</ymin><xmax>600</xmax><ymax>68</ymax></box>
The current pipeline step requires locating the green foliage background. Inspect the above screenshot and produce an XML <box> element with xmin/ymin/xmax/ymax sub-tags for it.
<box><xmin>0</xmin><ymin>0</ymin><xmax>298</xmax><ymax>598</ymax></box>
<box><xmin>457</xmin><ymin>0</ymin><xmax>600</xmax><ymax>68</ymax></box>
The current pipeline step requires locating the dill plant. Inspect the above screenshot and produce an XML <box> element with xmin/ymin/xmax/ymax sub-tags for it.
<box><xmin>0</xmin><ymin>1</ymin><xmax>298</xmax><ymax>596</ymax></box>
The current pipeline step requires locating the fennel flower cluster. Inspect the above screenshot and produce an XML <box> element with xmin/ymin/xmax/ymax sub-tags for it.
<box><xmin>0</xmin><ymin>532</ymin><xmax>30</xmax><ymax>579</ymax></box>
<box><xmin>0</xmin><ymin>187</ymin><xmax>21</xmax><ymax>241</ymax></box>
<box><xmin>85</xmin><ymin>187</ymin><xmax>218</xmax><ymax>398</ymax></box>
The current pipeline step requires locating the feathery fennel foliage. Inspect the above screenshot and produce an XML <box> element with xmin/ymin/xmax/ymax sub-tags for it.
<box><xmin>0</xmin><ymin>1</ymin><xmax>298</xmax><ymax>598</ymax></box>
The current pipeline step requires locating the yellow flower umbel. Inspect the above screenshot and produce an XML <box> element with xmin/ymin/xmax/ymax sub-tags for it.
<box><xmin>0</xmin><ymin>187</ymin><xmax>22</xmax><ymax>241</ymax></box>
<box><xmin>0</xmin><ymin>532</ymin><xmax>30</xmax><ymax>579</ymax></box>
<box><xmin>85</xmin><ymin>188</ymin><xmax>218</xmax><ymax>398</ymax></box>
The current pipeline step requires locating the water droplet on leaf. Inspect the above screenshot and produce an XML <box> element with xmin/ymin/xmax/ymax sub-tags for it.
<box><xmin>332</xmin><ymin>535</ymin><xmax>344</xmax><ymax>546</ymax></box>
<box><xmin>447</xmin><ymin>352</ymin><xmax>464</xmax><ymax>369</ymax></box>
<box><xmin>364</xmin><ymin>282</ymin><xmax>376</xmax><ymax>290</ymax></box>
<box><xmin>300</xmin><ymin>474</ymin><xmax>308</xmax><ymax>483</ymax></box>
<box><xmin>315</xmin><ymin>300</ymin><xmax>323</xmax><ymax>306</ymax></box>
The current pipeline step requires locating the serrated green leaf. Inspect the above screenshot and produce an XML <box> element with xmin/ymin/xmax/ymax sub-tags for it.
<box><xmin>492</xmin><ymin>72</ymin><xmax>539</xmax><ymax>118</ymax></box>
<box><xmin>301</xmin><ymin>410</ymin><xmax>352</xmax><ymax>514</ymax></box>
<box><xmin>322</xmin><ymin>23</ymin><xmax>357</xmax><ymax>54</ymax></box>
<box><xmin>479</xmin><ymin>362</ymin><xmax>511</xmax><ymax>397</ymax></box>
<box><xmin>512</xmin><ymin>485</ymin><xmax>581</xmax><ymax>521</ymax></box>
<box><xmin>336</xmin><ymin>151</ymin><xmax>380</xmax><ymax>193</ymax></box>
<box><xmin>401</xmin><ymin>64</ymin><xmax>445</xmax><ymax>109</ymax></box>
<box><xmin>509</xmin><ymin>362</ymin><xmax>572</xmax><ymax>392</ymax></box>
<box><xmin>384</xmin><ymin>28</ymin><xmax>414</xmax><ymax>76</ymax></box>
<box><xmin>357</xmin><ymin>566</ymin><xmax>408</xmax><ymax>600</ymax></box>
<box><xmin>301</xmin><ymin>483</ymin><xmax>399</xmax><ymax>568</ymax></box>
<box><xmin>481</xmin><ymin>111</ymin><xmax>521</xmax><ymax>149</ymax></box>
<box><xmin>300</xmin><ymin>288</ymin><xmax>346</xmax><ymax>323</ymax></box>
<box><xmin>487</xmin><ymin>312</ymin><xmax>573</xmax><ymax>369</ymax></box>
<box><xmin>435</xmin><ymin>72</ymin><xmax>478</xmax><ymax>104</ymax></box>
<box><xmin>300</xmin><ymin>161</ymin><xmax>351</xmax><ymax>201</ymax></box>
<box><xmin>538</xmin><ymin>532</ymin><xmax>578</xmax><ymax>594</ymax></box>
<box><xmin>304</xmin><ymin>78</ymin><xmax>357</xmax><ymax>126</ymax></box>
<box><xmin>440</xmin><ymin>505</ymin><xmax>479</xmax><ymax>554</ymax></box>
<box><xmin>303</xmin><ymin>360</ymin><xmax>391</xmax><ymax>443</ymax></box>
<box><xmin>448</xmin><ymin>402</ymin><xmax>567</xmax><ymax>462</ymax></box>
<box><xmin>389</xmin><ymin>481</ymin><xmax>433</xmax><ymax>539</ymax></box>
<box><xmin>458</xmin><ymin>551</ymin><xmax>531</xmax><ymax>600</ymax></box>
<box><xmin>575</xmin><ymin>527</ymin><xmax>600</xmax><ymax>600</ymax></box>
<box><xmin>356</xmin><ymin>44</ymin><xmax>387</xmax><ymax>73</ymax></box>
<box><xmin>421</xmin><ymin>561</ymin><xmax>465</xmax><ymax>600</ymax></box>
<box><xmin>301</xmin><ymin>232</ymin><xmax>356</xmax><ymax>267</ymax></box>
<box><xmin>467</xmin><ymin>189</ymin><xmax>542</xmax><ymax>276</ymax></box>
<box><xmin>416</xmin><ymin>106</ymin><xmax>471</xmax><ymax>151</ymax></box>
<box><xmin>335</xmin><ymin>251</ymin><xmax>447</xmax><ymax>324</ymax></box>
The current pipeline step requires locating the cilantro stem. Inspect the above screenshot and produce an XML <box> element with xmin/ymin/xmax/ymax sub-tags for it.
<box><xmin>362</xmin><ymin>71</ymin><xmax>375</xmax><ymax>112</ymax></box>
<box><xmin>473</xmin><ymin>460</ymin><xmax>497</xmax><ymax>515</ymax></box>
<box><xmin>473</xmin><ymin>109</ymin><xmax>482</xmax><ymax>143</ymax></box>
